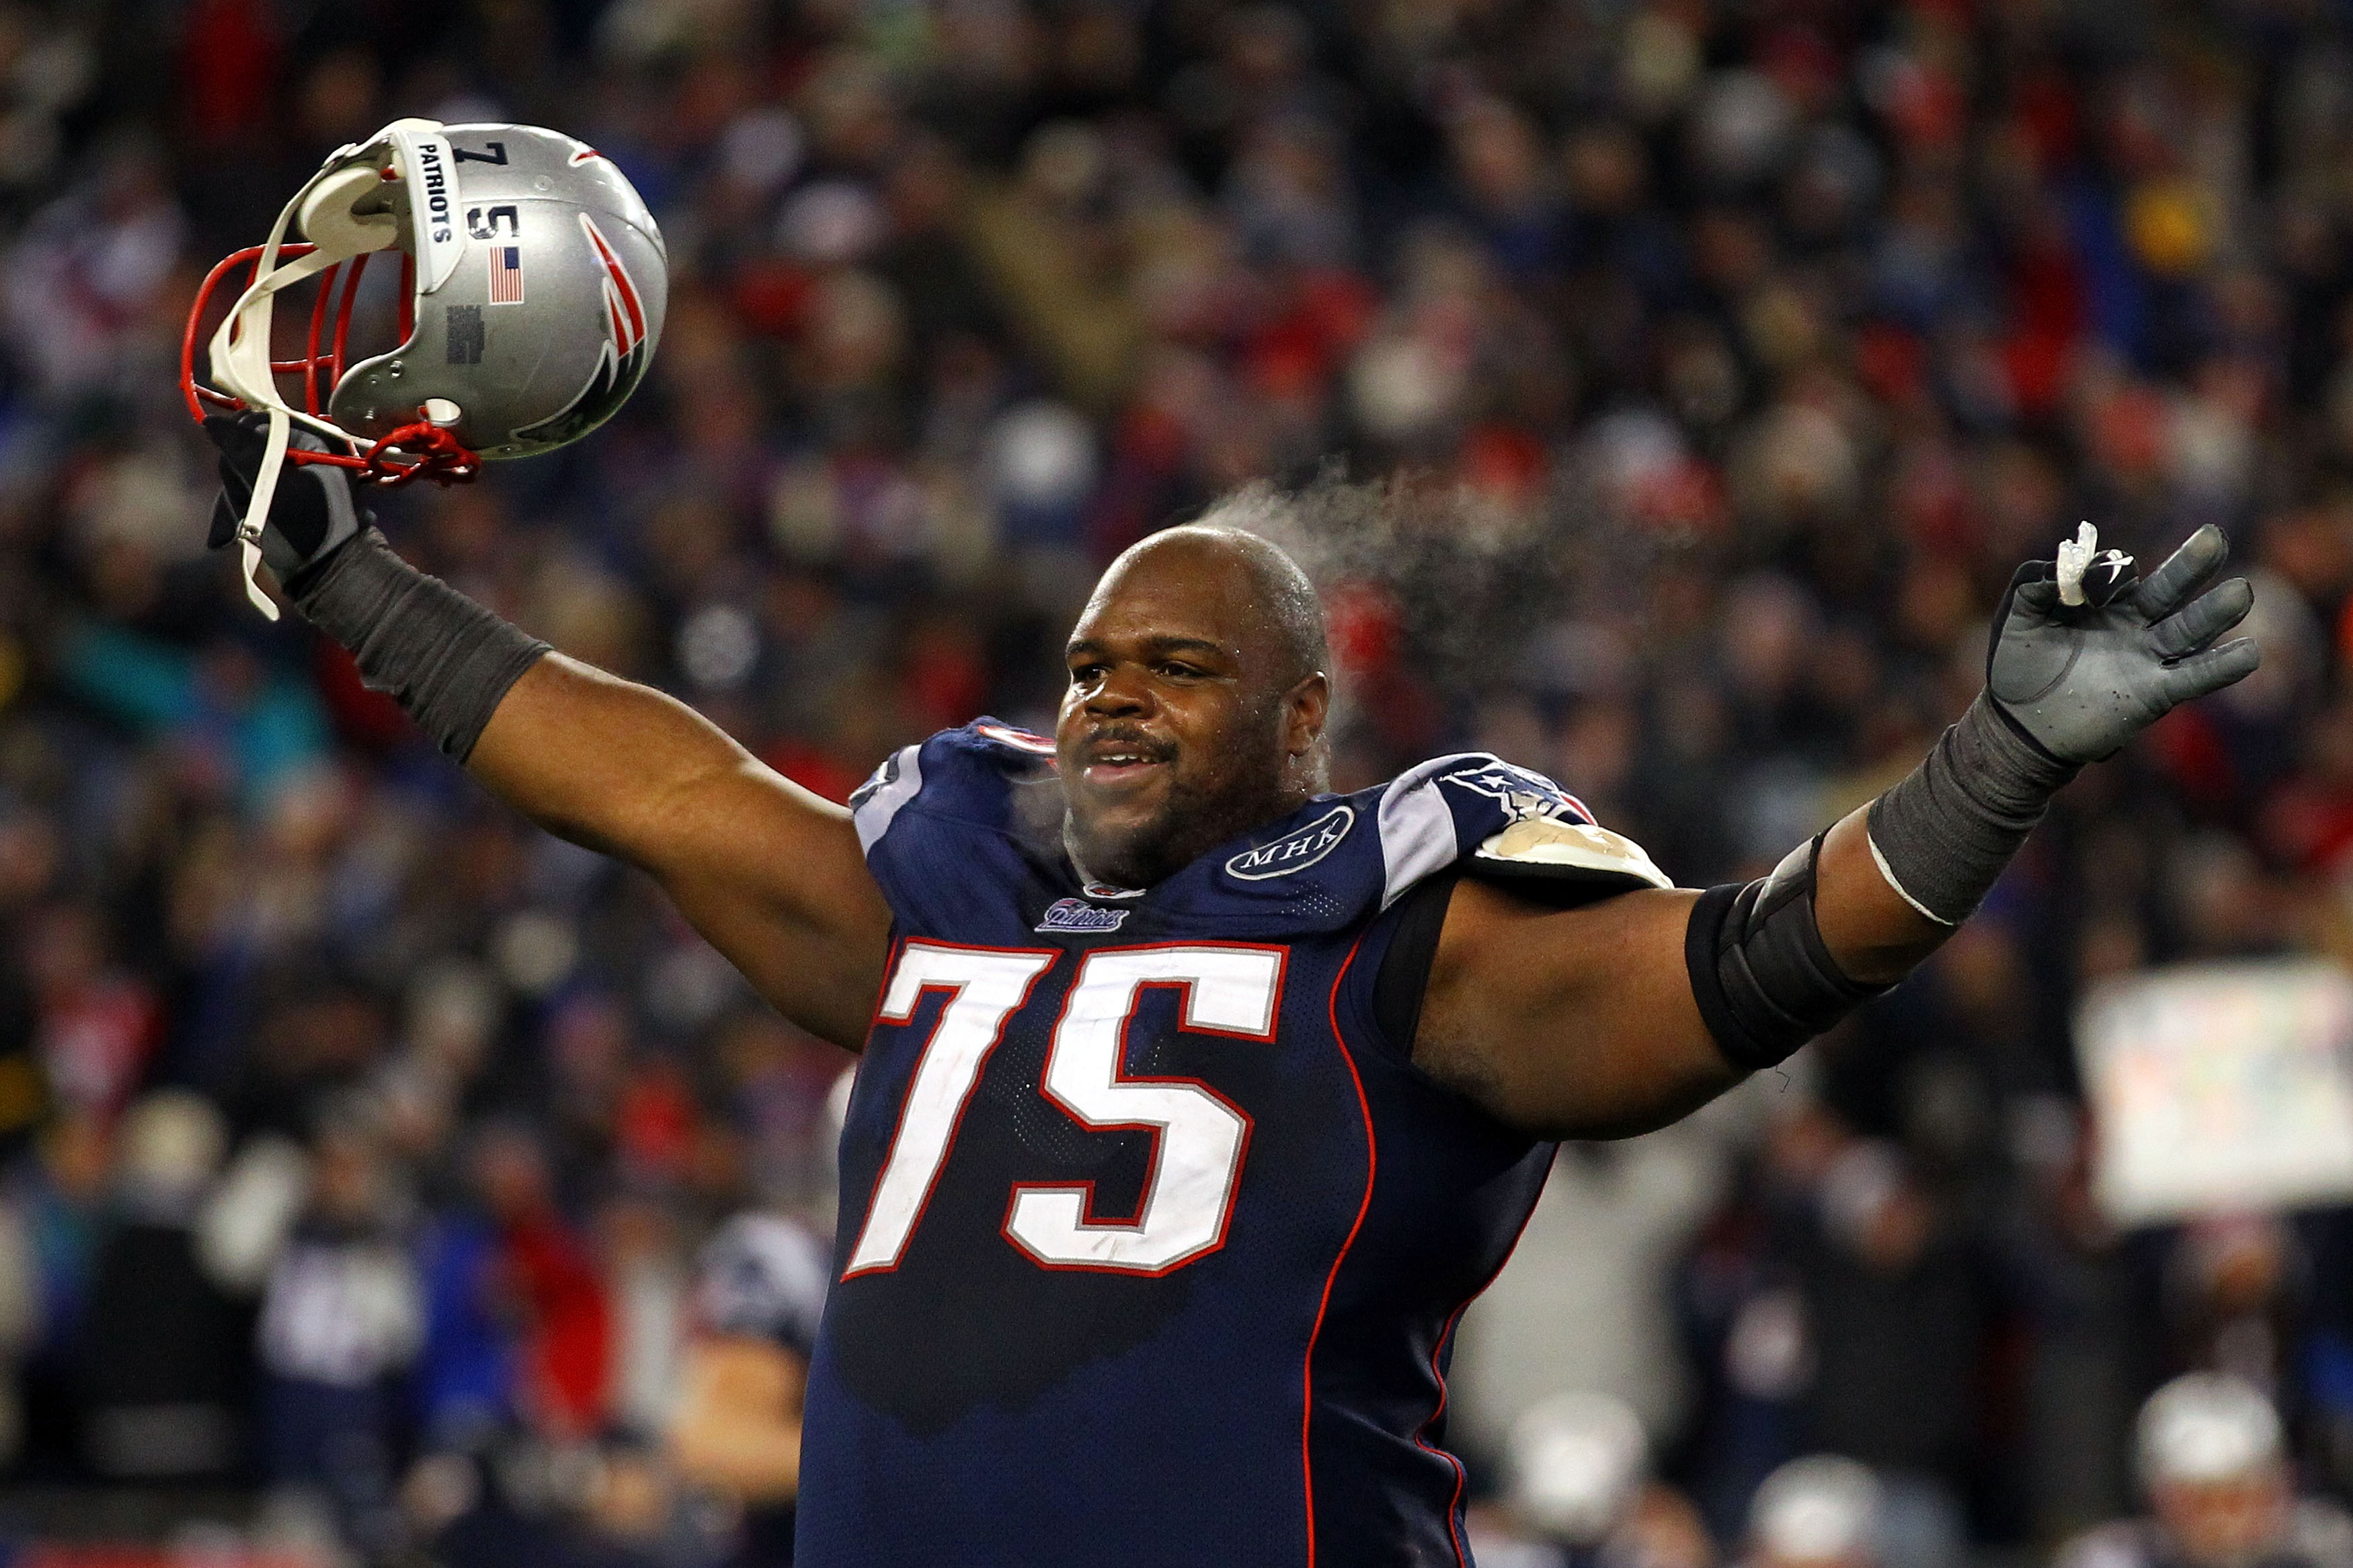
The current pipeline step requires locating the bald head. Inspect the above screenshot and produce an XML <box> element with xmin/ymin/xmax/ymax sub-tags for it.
<box><xmin>1093</xmin><ymin>525</ymin><xmax>1329</xmax><ymax>690</ymax></box>
<box><xmin>1057</xmin><ymin>523</ymin><xmax>1334</xmax><ymax>887</ymax></box>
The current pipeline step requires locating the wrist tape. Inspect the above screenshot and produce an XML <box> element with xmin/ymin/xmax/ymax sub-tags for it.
<box><xmin>1864</xmin><ymin>692</ymin><xmax>2079</xmax><ymax>926</ymax></box>
<box><xmin>1685</xmin><ymin>834</ymin><xmax>1888</xmax><ymax>1071</ymax></box>
<box><xmin>291</xmin><ymin>530</ymin><xmax>550</xmax><ymax>763</ymax></box>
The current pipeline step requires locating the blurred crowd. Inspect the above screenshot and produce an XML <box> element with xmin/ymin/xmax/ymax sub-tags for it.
<box><xmin>0</xmin><ymin>0</ymin><xmax>2346</xmax><ymax>1563</ymax></box>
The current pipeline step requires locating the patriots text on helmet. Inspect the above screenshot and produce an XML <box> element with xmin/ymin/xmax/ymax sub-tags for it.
<box><xmin>415</xmin><ymin>140</ymin><xmax>453</xmax><ymax>245</ymax></box>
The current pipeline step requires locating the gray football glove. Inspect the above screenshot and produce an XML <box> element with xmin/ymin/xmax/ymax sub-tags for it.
<box><xmin>1987</xmin><ymin>522</ymin><xmax>2261</xmax><ymax>764</ymax></box>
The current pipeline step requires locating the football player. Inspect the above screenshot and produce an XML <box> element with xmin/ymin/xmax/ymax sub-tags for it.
<box><xmin>204</xmin><ymin>418</ymin><xmax>2258</xmax><ymax>1567</ymax></box>
<box><xmin>669</xmin><ymin>1210</ymin><xmax>832</xmax><ymax>1567</ymax></box>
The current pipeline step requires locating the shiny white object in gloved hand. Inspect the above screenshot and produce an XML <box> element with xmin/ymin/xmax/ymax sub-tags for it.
<box><xmin>1987</xmin><ymin>522</ymin><xmax>2260</xmax><ymax>764</ymax></box>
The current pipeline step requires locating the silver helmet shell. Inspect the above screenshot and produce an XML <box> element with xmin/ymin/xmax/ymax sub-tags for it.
<box><xmin>192</xmin><ymin>118</ymin><xmax>666</xmax><ymax>620</ymax></box>
<box><xmin>323</xmin><ymin>121</ymin><xmax>668</xmax><ymax>458</ymax></box>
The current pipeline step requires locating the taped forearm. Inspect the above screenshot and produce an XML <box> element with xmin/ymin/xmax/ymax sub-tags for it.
<box><xmin>290</xmin><ymin>530</ymin><xmax>550</xmax><ymax>763</ymax></box>
<box><xmin>1865</xmin><ymin>694</ymin><xmax>2078</xmax><ymax>926</ymax></box>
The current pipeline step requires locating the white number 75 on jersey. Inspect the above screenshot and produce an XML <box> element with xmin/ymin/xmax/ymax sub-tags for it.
<box><xmin>842</xmin><ymin>942</ymin><xmax>1287</xmax><ymax>1278</ymax></box>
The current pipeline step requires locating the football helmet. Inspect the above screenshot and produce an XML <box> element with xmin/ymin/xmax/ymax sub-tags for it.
<box><xmin>183</xmin><ymin>118</ymin><xmax>668</xmax><ymax>616</ymax></box>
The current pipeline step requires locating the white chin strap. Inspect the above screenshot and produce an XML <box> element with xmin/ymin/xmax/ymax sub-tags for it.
<box><xmin>207</xmin><ymin>160</ymin><xmax>399</xmax><ymax>619</ymax></box>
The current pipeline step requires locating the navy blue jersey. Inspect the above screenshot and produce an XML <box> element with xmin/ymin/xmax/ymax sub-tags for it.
<box><xmin>797</xmin><ymin>722</ymin><xmax>1671</xmax><ymax>1568</ymax></box>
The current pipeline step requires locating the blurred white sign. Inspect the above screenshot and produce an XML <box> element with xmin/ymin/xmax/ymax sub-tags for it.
<box><xmin>2077</xmin><ymin>960</ymin><xmax>2353</xmax><ymax>1226</ymax></box>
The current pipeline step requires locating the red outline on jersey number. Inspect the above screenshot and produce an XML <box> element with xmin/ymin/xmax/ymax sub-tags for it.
<box><xmin>1002</xmin><ymin>942</ymin><xmax>1287</xmax><ymax>1277</ymax></box>
<box><xmin>841</xmin><ymin>938</ymin><xmax>1058</xmax><ymax>1280</ymax></box>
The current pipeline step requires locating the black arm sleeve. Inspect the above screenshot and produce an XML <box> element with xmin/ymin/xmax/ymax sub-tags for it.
<box><xmin>1684</xmin><ymin>835</ymin><xmax>1888</xmax><ymax>1071</ymax></box>
<box><xmin>1371</xmin><ymin>868</ymin><xmax>1463</xmax><ymax>1054</ymax></box>
<box><xmin>291</xmin><ymin>529</ymin><xmax>551</xmax><ymax>764</ymax></box>
<box><xmin>1375</xmin><ymin>850</ymin><xmax>1876</xmax><ymax>1078</ymax></box>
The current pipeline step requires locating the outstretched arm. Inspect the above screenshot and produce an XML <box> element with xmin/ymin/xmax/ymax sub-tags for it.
<box><xmin>468</xmin><ymin>658</ymin><xmax>889</xmax><ymax>1047</ymax></box>
<box><xmin>1414</xmin><ymin>525</ymin><xmax>2260</xmax><ymax>1141</ymax></box>
<box><xmin>204</xmin><ymin>415</ymin><xmax>890</xmax><ymax>1048</ymax></box>
<box><xmin>1412</xmin><ymin>807</ymin><xmax>1936</xmax><ymax>1139</ymax></box>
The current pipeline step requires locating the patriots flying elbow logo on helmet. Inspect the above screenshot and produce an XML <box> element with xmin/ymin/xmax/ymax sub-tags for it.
<box><xmin>514</xmin><ymin>214</ymin><xmax>654</xmax><ymax>448</ymax></box>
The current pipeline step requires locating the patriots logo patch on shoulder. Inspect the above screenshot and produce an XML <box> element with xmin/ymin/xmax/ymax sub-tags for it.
<box><xmin>848</xmin><ymin>749</ymin><xmax>901</xmax><ymax>810</ymax></box>
<box><xmin>1437</xmin><ymin>759</ymin><xmax>1593</xmax><ymax>825</ymax></box>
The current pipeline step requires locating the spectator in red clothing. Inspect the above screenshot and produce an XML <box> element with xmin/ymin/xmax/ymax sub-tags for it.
<box><xmin>26</xmin><ymin>905</ymin><xmax>157</xmax><ymax>1124</ymax></box>
<box><xmin>473</xmin><ymin>1128</ymin><xmax>612</xmax><ymax>1440</ymax></box>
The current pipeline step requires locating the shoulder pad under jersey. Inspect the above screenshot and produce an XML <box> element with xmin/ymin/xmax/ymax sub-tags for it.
<box><xmin>849</xmin><ymin>718</ymin><xmax>1056</xmax><ymax>854</ymax></box>
<box><xmin>1375</xmin><ymin>752</ymin><xmax>1673</xmax><ymax>910</ymax></box>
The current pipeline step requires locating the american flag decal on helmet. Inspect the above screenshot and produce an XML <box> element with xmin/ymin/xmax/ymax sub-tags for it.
<box><xmin>513</xmin><ymin>213</ymin><xmax>655</xmax><ymax>446</ymax></box>
<box><xmin>488</xmin><ymin>244</ymin><xmax>524</xmax><ymax>304</ymax></box>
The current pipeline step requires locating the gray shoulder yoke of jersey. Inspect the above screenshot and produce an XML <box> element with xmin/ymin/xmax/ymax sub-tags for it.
<box><xmin>848</xmin><ymin>718</ymin><xmax>1673</xmax><ymax>930</ymax></box>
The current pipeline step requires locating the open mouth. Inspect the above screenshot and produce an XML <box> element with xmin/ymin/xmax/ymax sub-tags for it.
<box><xmin>1080</xmin><ymin>742</ymin><xmax>1170</xmax><ymax>787</ymax></box>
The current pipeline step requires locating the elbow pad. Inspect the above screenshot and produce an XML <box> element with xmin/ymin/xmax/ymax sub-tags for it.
<box><xmin>1684</xmin><ymin>835</ymin><xmax>1890</xmax><ymax>1071</ymax></box>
